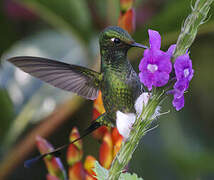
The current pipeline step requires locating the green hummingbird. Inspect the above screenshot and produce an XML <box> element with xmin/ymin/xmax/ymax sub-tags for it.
<box><xmin>8</xmin><ymin>26</ymin><xmax>147</xmax><ymax>166</ymax></box>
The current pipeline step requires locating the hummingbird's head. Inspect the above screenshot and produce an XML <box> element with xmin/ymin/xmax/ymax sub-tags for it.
<box><xmin>99</xmin><ymin>26</ymin><xmax>146</xmax><ymax>51</ymax></box>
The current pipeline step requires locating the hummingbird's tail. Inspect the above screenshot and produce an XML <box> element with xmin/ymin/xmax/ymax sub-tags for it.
<box><xmin>24</xmin><ymin>121</ymin><xmax>101</xmax><ymax>168</ymax></box>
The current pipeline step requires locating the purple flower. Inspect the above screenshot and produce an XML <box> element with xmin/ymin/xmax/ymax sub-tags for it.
<box><xmin>138</xmin><ymin>29</ymin><xmax>194</xmax><ymax>111</ymax></box>
<box><xmin>172</xmin><ymin>95</ymin><xmax>184</xmax><ymax>111</ymax></box>
<box><xmin>172</xmin><ymin>53</ymin><xmax>194</xmax><ymax>111</ymax></box>
<box><xmin>173</xmin><ymin>79</ymin><xmax>188</xmax><ymax>99</ymax></box>
<box><xmin>139</xmin><ymin>29</ymin><xmax>173</xmax><ymax>91</ymax></box>
<box><xmin>174</xmin><ymin>54</ymin><xmax>194</xmax><ymax>82</ymax></box>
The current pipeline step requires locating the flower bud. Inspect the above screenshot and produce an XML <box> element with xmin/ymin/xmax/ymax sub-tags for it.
<box><xmin>67</xmin><ymin>144</ymin><xmax>83</xmax><ymax>166</ymax></box>
<box><xmin>46</xmin><ymin>174</ymin><xmax>60</xmax><ymax>180</ymax></box>
<box><xmin>84</xmin><ymin>155</ymin><xmax>96</xmax><ymax>176</ymax></box>
<box><xmin>36</xmin><ymin>136</ymin><xmax>66</xmax><ymax>180</ymax></box>
<box><xmin>99</xmin><ymin>132</ymin><xmax>113</xmax><ymax>169</ymax></box>
<box><xmin>68</xmin><ymin>162</ymin><xmax>86</xmax><ymax>180</ymax></box>
<box><xmin>92</xmin><ymin>91</ymin><xmax>108</xmax><ymax>140</ymax></box>
<box><xmin>69</xmin><ymin>127</ymin><xmax>82</xmax><ymax>150</ymax></box>
<box><xmin>112</xmin><ymin>128</ymin><xmax>123</xmax><ymax>158</ymax></box>
<box><xmin>118</xmin><ymin>8</ymin><xmax>136</xmax><ymax>34</ymax></box>
<box><xmin>120</xmin><ymin>0</ymin><xmax>134</xmax><ymax>12</ymax></box>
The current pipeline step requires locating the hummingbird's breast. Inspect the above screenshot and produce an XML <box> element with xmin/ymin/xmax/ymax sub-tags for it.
<box><xmin>101</xmin><ymin>64</ymin><xmax>143</xmax><ymax>122</ymax></box>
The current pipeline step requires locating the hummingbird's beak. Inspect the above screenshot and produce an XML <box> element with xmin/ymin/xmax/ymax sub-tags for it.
<box><xmin>131</xmin><ymin>42</ymin><xmax>147</xmax><ymax>49</ymax></box>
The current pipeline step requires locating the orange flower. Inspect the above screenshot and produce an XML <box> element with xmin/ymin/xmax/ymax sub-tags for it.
<box><xmin>68</xmin><ymin>162</ymin><xmax>86</xmax><ymax>180</ymax></box>
<box><xmin>69</xmin><ymin>127</ymin><xmax>82</xmax><ymax>150</ymax></box>
<box><xmin>67</xmin><ymin>127</ymin><xmax>83</xmax><ymax>166</ymax></box>
<box><xmin>46</xmin><ymin>174</ymin><xmax>61</xmax><ymax>180</ymax></box>
<box><xmin>67</xmin><ymin>144</ymin><xmax>83</xmax><ymax>166</ymax></box>
<box><xmin>84</xmin><ymin>156</ymin><xmax>97</xmax><ymax>180</ymax></box>
<box><xmin>84</xmin><ymin>155</ymin><xmax>96</xmax><ymax>176</ymax></box>
<box><xmin>36</xmin><ymin>136</ymin><xmax>67</xmax><ymax>180</ymax></box>
<box><xmin>86</xmin><ymin>173</ymin><xmax>96</xmax><ymax>180</ymax></box>
<box><xmin>99</xmin><ymin>128</ymin><xmax>123</xmax><ymax>169</ymax></box>
<box><xmin>118</xmin><ymin>8</ymin><xmax>136</xmax><ymax>34</ymax></box>
<box><xmin>92</xmin><ymin>91</ymin><xmax>109</xmax><ymax>140</ymax></box>
<box><xmin>99</xmin><ymin>131</ymin><xmax>113</xmax><ymax>169</ymax></box>
<box><xmin>67</xmin><ymin>126</ymin><xmax>123</xmax><ymax>179</ymax></box>
<box><xmin>67</xmin><ymin>128</ymin><xmax>95</xmax><ymax>180</ymax></box>
<box><xmin>37</xmin><ymin>117</ymin><xmax>123</xmax><ymax>180</ymax></box>
<box><xmin>112</xmin><ymin>128</ymin><xmax>123</xmax><ymax>158</ymax></box>
<box><xmin>120</xmin><ymin>0</ymin><xmax>134</xmax><ymax>12</ymax></box>
<box><xmin>118</xmin><ymin>0</ymin><xmax>135</xmax><ymax>34</ymax></box>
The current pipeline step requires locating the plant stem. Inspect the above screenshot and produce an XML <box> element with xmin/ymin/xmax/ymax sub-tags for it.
<box><xmin>108</xmin><ymin>117</ymin><xmax>142</xmax><ymax>179</ymax></box>
<box><xmin>173</xmin><ymin>0</ymin><xmax>214</xmax><ymax>60</ymax></box>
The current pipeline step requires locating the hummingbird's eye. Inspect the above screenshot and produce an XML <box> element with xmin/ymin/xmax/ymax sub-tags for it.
<box><xmin>111</xmin><ymin>38</ymin><xmax>121</xmax><ymax>44</ymax></box>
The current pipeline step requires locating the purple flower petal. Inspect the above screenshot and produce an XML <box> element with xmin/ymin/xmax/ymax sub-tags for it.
<box><xmin>173</xmin><ymin>79</ymin><xmax>188</xmax><ymax>98</ymax></box>
<box><xmin>148</xmin><ymin>29</ymin><xmax>161</xmax><ymax>50</ymax></box>
<box><xmin>174</xmin><ymin>54</ymin><xmax>194</xmax><ymax>81</ymax></box>
<box><xmin>154</xmin><ymin>71</ymin><xmax>170</xmax><ymax>87</ymax></box>
<box><xmin>188</xmin><ymin>69</ymin><xmax>194</xmax><ymax>81</ymax></box>
<box><xmin>151</xmin><ymin>49</ymin><xmax>167</xmax><ymax>63</ymax></box>
<box><xmin>139</xmin><ymin>50</ymin><xmax>151</xmax><ymax>71</ymax></box>
<box><xmin>167</xmin><ymin>44</ymin><xmax>176</xmax><ymax>56</ymax></box>
<box><xmin>139</xmin><ymin>71</ymin><xmax>154</xmax><ymax>91</ymax></box>
<box><xmin>173</xmin><ymin>95</ymin><xmax>184</xmax><ymax>111</ymax></box>
<box><xmin>157</xmin><ymin>53</ymin><xmax>172</xmax><ymax>73</ymax></box>
<box><xmin>171</xmin><ymin>53</ymin><xmax>194</xmax><ymax>111</ymax></box>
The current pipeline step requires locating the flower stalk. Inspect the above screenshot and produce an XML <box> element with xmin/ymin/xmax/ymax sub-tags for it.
<box><xmin>173</xmin><ymin>0</ymin><xmax>214</xmax><ymax>60</ymax></box>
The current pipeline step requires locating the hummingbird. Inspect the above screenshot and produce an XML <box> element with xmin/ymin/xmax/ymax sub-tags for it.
<box><xmin>7</xmin><ymin>26</ymin><xmax>147</xmax><ymax>166</ymax></box>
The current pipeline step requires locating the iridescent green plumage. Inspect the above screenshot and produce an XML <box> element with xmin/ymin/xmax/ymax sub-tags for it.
<box><xmin>99</xmin><ymin>26</ymin><xmax>144</xmax><ymax>125</ymax></box>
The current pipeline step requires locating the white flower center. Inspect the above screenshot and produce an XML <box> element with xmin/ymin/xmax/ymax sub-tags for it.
<box><xmin>184</xmin><ymin>68</ymin><xmax>189</xmax><ymax>78</ymax></box>
<box><xmin>147</xmin><ymin>64</ymin><xmax>158</xmax><ymax>73</ymax></box>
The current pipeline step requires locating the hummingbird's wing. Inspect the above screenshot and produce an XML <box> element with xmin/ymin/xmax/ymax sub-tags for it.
<box><xmin>8</xmin><ymin>56</ymin><xmax>102</xmax><ymax>100</ymax></box>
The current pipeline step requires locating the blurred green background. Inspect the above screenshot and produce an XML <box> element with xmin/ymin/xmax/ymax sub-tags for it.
<box><xmin>0</xmin><ymin>0</ymin><xmax>214</xmax><ymax>179</ymax></box>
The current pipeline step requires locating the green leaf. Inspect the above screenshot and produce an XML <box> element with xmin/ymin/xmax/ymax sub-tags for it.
<box><xmin>93</xmin><ymin>161</ymin><xmax>109</xmax><ymax>180</ymax></box>
<box><xmin>119</xmin><ymin>172</ymin><xmax>144</xmax><ymax>180</ymax></box>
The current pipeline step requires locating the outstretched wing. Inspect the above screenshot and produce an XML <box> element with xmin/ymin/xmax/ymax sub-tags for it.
<box><xmin>8</xmin><ymin>56</ymin><xmax>102</xmax><ymax>100</ymax></box>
